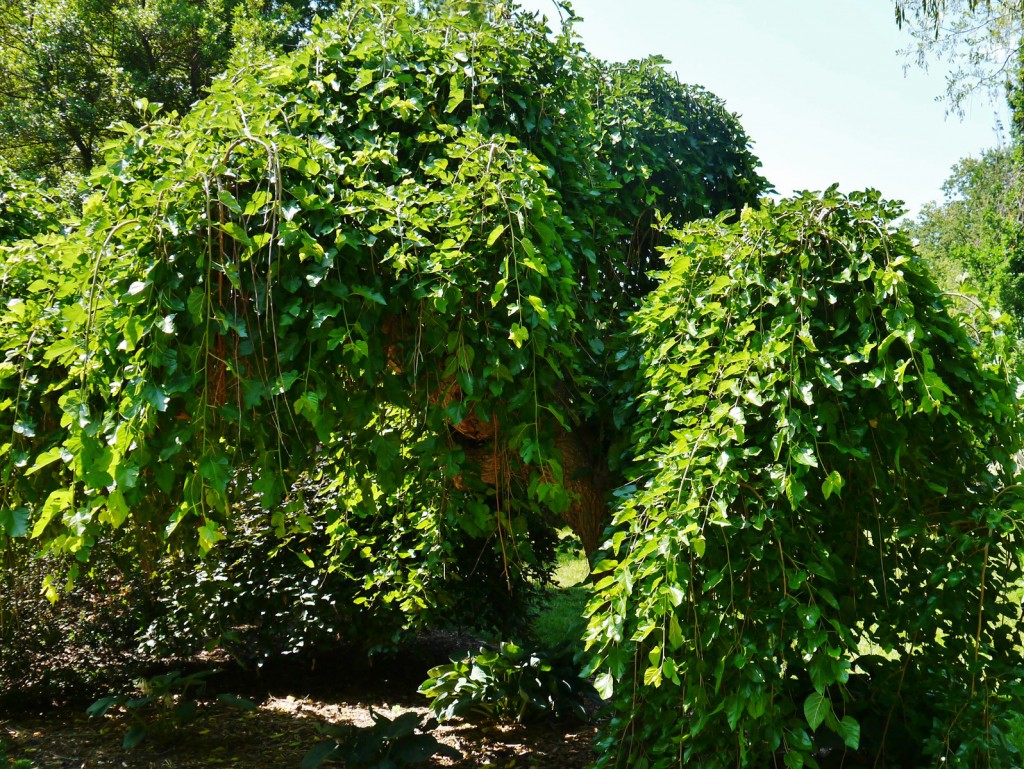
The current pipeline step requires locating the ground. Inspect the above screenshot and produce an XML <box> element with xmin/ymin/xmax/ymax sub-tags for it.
<box><xmin>1</xmin><ymin>553</ymin><xmax>598</xmax><ymax>769</ymax></box>
<box><xmin>4</xmin><ymin>696</ymin><xmax>596</xmax><ymax>768</ymax></box>
<box><xmin>1</xmin><ymin>634</ymin><xmax>598</xmax><ymax>769</ymax></box>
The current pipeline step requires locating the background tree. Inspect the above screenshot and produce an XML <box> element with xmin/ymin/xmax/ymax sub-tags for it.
<box><xmin>895</xmin><ymin>2</ymin><xmax>1024</xmax><ymax>338</ymax></box>
<box><xmin>0</xmin><ymin>0</ymin><xmax>327</xmax><ymax>178</ymax></box>
<box><xmin>894</xmin><ymin>0</ymin><xmax>1023</xmax><ymax>112</ymax></box>
<box><xmin>910</xmin><ymin>146</ymin><xmax>1024</xmax><ymax>320</ymax></box>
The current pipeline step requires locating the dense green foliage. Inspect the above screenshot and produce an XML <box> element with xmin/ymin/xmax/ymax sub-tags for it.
<box><xmin>2</xmin><ymin>3</ymin><xmax>1022</xmax><ymax>769</ymax></box>
<box><xmin>912</xmin><ymin>147</ymin><xmax>1024</xmax><ymax>325</ymax></box>
<box><xmin>140</xmin><ymin>480</ymin><xmax>550</xmax><ymax>657</ymax></box>
<box><xmin>0</xmin><ymin>1</ymin><xmax>763</xmax><ymax>576</ymax></box>
<box><xmin>0</xmin><ymin>0</ymin><xmax>331</xmax><ymax>176</ymax></box>
<box><xmin>420</xmin><ymin>641</ymin><xmax>593</xmax><ymax>722</ymax></box>
<box><xmin>586</xmin><ymin>189</ymin><xmax>1024</xmax><ymax>768</ymax></box>
<box><xmin>86</xmin><ymin>669</ymin><xmax>258</xmax><ymax>749</ymax></box>
<box><xmin>302</xmin><ymin>710</ymin><xmax>459</xmax><ymax>769</ymax></box>
<box><xmin>0</xmin><ymin>162</ymin><xmax>64</xmax><ymax>244</ymax></box>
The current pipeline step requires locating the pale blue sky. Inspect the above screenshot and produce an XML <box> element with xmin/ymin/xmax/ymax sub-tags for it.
<box><xmin>516</xmin><ymin>0</ymin><xmax>1009</xmax><ymax>218</ymax></box>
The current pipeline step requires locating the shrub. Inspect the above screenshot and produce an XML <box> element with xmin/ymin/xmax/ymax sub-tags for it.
<box><xmin>419</xmin><ymin>641</ymin><xmax>594</xmax><ymax>723</ymax></box>
<box><xmin>88</xmin><ymin>670</ymin><xmax>256</xmax><ymax>749</ymax></box>
<box><xmin>301</xmin><ymin>709</ymin><xmax>459</xmax><ymax>769</ymax></box>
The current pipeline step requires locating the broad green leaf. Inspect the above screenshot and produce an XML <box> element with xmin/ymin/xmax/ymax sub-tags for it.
<box><xmin>26</xmin><ymin>446</ymin><xmax>62</xmax><ymax>475</ymax></box>
<box><xmin>0</xmin><ymin>507</ymin><xmax>29</xmax><ymax>538</ymax></box>
<box><xmin>509</xmin><ymin>323</ymin><xmax>529</xmax><ymax>348</ymax></box>
<box><xmin>446</xmin><ymin>86</ymin><xmax>465</xmax><ymax>113</ymax></box>
<box><xmin>642</xmin><ymin>665</ymin><xmax>662</xmax><ymax>687</ymax></box>
<box><xmin>594</xmin><ymin>672</ymin><xmax>614</xmax><ymax>700</ymax></box>
<box><xmin>221</xmin><ymin>221</ymin><xmax>254</xmax><ymax>249</ymax></box>
<box><xmin>837</xmin><ymin>715</ymin><xmax>860</xmax><ymax>749</ymax></box>
<box><xmin>217</xmin><ymin>188</ymin><xmax>242</xmax><ymax>214</ymax></box>
<box><xmin>792</xmin><ymin>446</ymin><xmax>818</xmax><ymax>467</ymax></box>
<box><xmin>821</xmin><ymin>470</ymin><xmax>843</xmax><ymax>500</ymax></box>
<box><xmin>123</xmin><ymin>725</ymin><xmax>147</xmax><ymax>750</ymax></box>
<box><xmin>32</xmin><ymin>488</ymin><xmax>73</xmax><ymax>538</ymax></box>
<box><xmin>803</xmin><ymin>691</ymin><xmax>832</xmax><ymax>732</ymax></box>
<box><xmin>486</xmin><ymin>224</ymin><xmax>505</xmax><ymax>247</ymax></box>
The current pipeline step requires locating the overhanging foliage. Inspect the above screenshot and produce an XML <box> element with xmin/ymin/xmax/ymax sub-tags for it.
<box><xmin>587</xmin><ymin>189</ymin><xmax>1024</xmax><ymax>768</ymax></box>
<box><xmin>0</xmin><ymin>0</ymin><xmax>764</xmax><ymax>599</ymax></box>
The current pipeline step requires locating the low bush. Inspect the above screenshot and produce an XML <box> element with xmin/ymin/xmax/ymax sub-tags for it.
<box><xmin>88</xmin><ymin>670</ymin><xmax>256</xmax><ymax>749</ymax></box>
<box><xmin>302</xmin><ymin>709</ymin><xmax>459</xmax><ymax>769</ymax></box>
<box><xmin>419</xmin><ymin>641</ymin><xmax>594</xmax><ymax>723</ymax></box>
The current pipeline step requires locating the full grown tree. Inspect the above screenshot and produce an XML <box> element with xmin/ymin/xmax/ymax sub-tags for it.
<box><xmin>586</xmin><ymin>189</ymin><xmax>1024</xmax><ymax>768</ymax></box>
<box><xmin>0</xmin><ymin>0</ymin><xmax>765</xmax><ymax>632</ymax></box>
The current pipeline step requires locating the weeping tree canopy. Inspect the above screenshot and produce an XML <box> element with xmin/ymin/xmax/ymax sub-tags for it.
<box><xmin>586</xmin><ymin>189</ymin><xmax>1024</xmax><ymax>768</ymax></box>
<box><xmin>0</xmin><ymin>0</ymin><xmax>764</xmax><ymax>578</ymax></box>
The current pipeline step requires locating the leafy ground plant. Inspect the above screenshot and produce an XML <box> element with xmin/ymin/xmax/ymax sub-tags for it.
<box><xmin>420</xmin><ymin>641</ymin><xmax>594</xmax><ymax>723</ymax></box>
<box><xmin>88</xmin><ymin>670</ymin><xmax>255</xmax><ymax>749</ymax></box>
<box><xmin>301</xmin><ymin>709</ymin><xmax>459</xmax><ymax>769</ymax></box>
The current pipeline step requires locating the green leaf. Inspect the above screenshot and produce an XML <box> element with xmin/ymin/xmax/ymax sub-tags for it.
<box><xmin>803</xmin><ymin>691</ymin><xmax>832</xmax><ymax>732</ymax></box>
<box><xmin>87</xmin><ymin>696</ymin><xmax>120</xmax><ymax>717</ymax></box>
<box><xmin>124</xmin><ymin>281</ymin><xmax>151</xmax><ymax>303</ymax></box>
<box><xmin>526</xmin><ymin>295</ymin><xmax>550</xmax><ymax>323</ymax></box>
<box><xmin>837</xmin><ymin>715</ymin><xmax>860</xmax><ymax>749</ymax></box>
<box><xmin>218</xmin><ymin>188</ymin><xmax>242</xmax><ymax>214</ymax></box>
<box><xmin>187</xmin><ymin>288</ymin><xmax>207</xmax><ymax>324</ymax></box>
<box><xmin>643</xmin><ymin>664</ymin><xmax>662</xmax><ymax>687</ymax></box>
<box><xmin>785</xmin><ymin>475</ymin><xmax>806</xmax><ymax>509</ymax></box>
<box><xmin>0</xmin><ymin>507</ymin><xmax>29</xmax><ymax>538</ymax></box>
<box><xmin>792</xmin><ymin>446</ymin><xmax>818</xmax><ymax>467</ymax></box>
<box><xmin>594</xmin><ymin>672</ymin><xmax>614</xmax><ymax>700</ymax></box>
<box><xmin>32</xmin><ymin>488</ymin><xmax>73</xmax><ymax>538</ymax></box>
<box><xmin>821</xmin><ymin>470</ymin><xmax>843</xmax><ymax>500</ymax></box>
<box><xmin>446</xmin><ymin>86</ymin><xmax>465</xmax><ymax>113</ymax></box>
<box><xmin>221</xmin><ymin>221</ymin><xmax>254</xmax><ymax>249</ymax></box>
<box><xmin>351</xmin><ymin>68</ymin><xmax>374</xmax><ymax>91</ymax></box>
<box><xmin>668</xmin><ymin>614</ymin><xmax>684</xmax><ymax>649</ymax></box>
<box><xmin>106</xmin><ymin>489</ymin><xmax>130</xmax><ymax>529</ymax></box>
<box><xmin>509</xmin><ymin>323</ymin><xmax>529</xmax><ymax>348</ymax></box>
<box><xmin>486</xmin><ymin>224</ymin><xmax>505</xmax><ymax>247</ymax></box>
<box><xmin>724</xmin><ymin>693</ymin><xmax>744</xmax><ymax>730</ymax></box>
<box><xmin>352</xmin><ymin>286</ymin><xmax>387</xmax><ymax>306</ymax></box>
<box><xmin>122</xmin><ymin>724</ymin><xmax>147</xmax><ymax>750</ymax></box>
<box><xmin>25</xmin><ymin>446</ymin><xmax>62</xmax><ymax>475</ymax></box>
<box><xmin>302</xmin><ymin>742</ymin><xmax>339</xmax><ymax>769</ymax></box>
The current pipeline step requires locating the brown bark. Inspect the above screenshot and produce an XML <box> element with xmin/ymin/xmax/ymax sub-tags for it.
<box><xmin>383</xmin><ymin>313</ymin><xmax>612</xmax><ymax>553</ymax></box>
<box><xmin>452</xmin><ymin>420</ymin><xmax>611</xmax><ymax>555</ymax></box>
